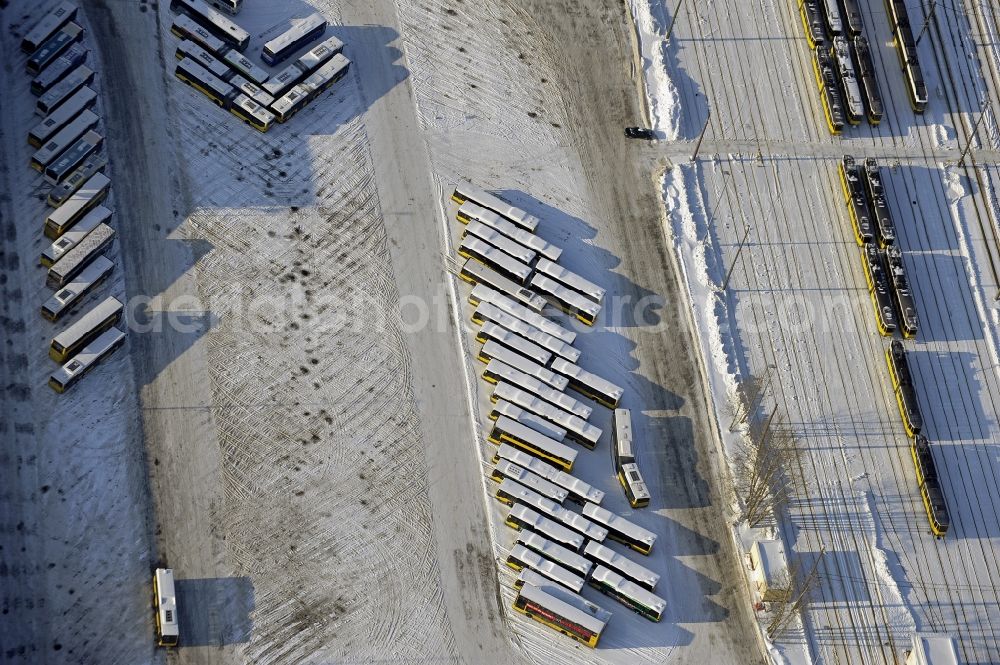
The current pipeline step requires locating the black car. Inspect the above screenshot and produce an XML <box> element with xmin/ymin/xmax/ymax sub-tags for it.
<box><xmin>625</xmin><ymin>126</ymin><xmax>655</xmax><ymax>140</ymax></box>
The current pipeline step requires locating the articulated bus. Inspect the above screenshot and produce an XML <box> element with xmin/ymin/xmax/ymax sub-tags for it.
<box><xmin>222</xmin><ymin>49</ymin><xmax>268</xmax><ymax>84</ymax></box>
<box><xmin>886</xmin><ymin>246</ymin><xmax>918</xmax><ymax>338</ymax></box>
<box><xmin>49</xmin><ymin>296</ymin><xmax>123</xmax><ymax>362</ymax></box>
<box><xmin>459</xmin><ymin>236</ymin><xmax>531</xmax><ymax>285</ymax></box>
<box><xmin>505</xmin><ymin>504</ymin><xmax>585</xmax><ymax>551</ymax></box>
<box><xmin>49</xmin><ymin>327</ymin><xmax>125</xmax><ymax>393</ymax></box>
<box><xmin>529</xmin><ymin>273</ymin><xmax>601</xmax><ymax>326</ymax></box>
<box><xmin>477</xmin><ymin>320</ymin><xmax>552</xmax><ymax>366</ymax></box>
<box><xmin>583</xmin><ymin>541</ymin><xmax>659</xmax><ymax>591</ymax></box>
<box><xmin>484</xmin><ymin>360</ymin><xmax>592</xmax><ymax>420</ymax></box>
<box><xmin>452</xmin><ymin>181</ymin><xmax>540</xmax><ymax>232</ymax></box>
<box><xmin>910</xmin><ymin>435</ymin><xmax>950</xmax><ymax>537</ymax></box>
<box><xmin>479</xmin><ymin>340</ymin><xmax>568</xmax><ymax>391</ymax></box>
<box><xmin>507</xmin><ymin>544</ymin><xmax>585</xmax><ymax>593</ymax></box>
<box><xmin>588</xmin><ymin>565</ymin><xmax>666</xmax><ymax>622</ymax></box>
<box><xmin>491</xmin><ymin>399</ymin><xmax>568</xmax><ymax>441</ymax></box>
<box><xmin>457</xmin><ymin>201</ymin><xmax>562</xmax><ymax>262</ymax></box>
<box><xmin>47</xmin><ymin>223</ymin><xmax>115</xmax><ymax>288</ymax></box>
<box><xmin>489</xmin><ymin>417</ymin><xmax>578</xmax><ymax>472</ymax></box>
<box><xmin>612</xmin><ymin>408</ymin><xmax>650</xmax><ymax>507</ymax></box>
<box><xmin>491</xmin><ymin>460</ymin><xmax>570</xmax><ymax>503</ymax></box>
<box><xmin>831</xmin><ymin>37</ymin><xmax>863</xmax><ymax>125</ymax></box>
<box><xmin>550</xmin><ymin>357</ymin><xmax>623</xmax><ymax>409</ymax></box>
<box><xmin>262</xmin><ymin>35</ymin><xmax>345</xmax><ymax>97</ymax></box>
<box><xmin>583</xmin><ymin>503</ymin><xmax>656</xmax><ymax>555</ymax></box>
<box><xmin>171</xmin><ymin>13</ymin><xmax>226</xmax><ymax>52</ymax></box>
<box><xmin>175</xmin><ymin>57</ymin><xmax>239</xmax><ymax>110</ymax></box>
<box><xmin>471</xmin><ymin>283</ymin><xmax>576</xmax><ymax>344</ymax></box>
<box><xmin>44</xmin><ymin>172</ymin><xmax>110</xmax><ymax>239</ymax></box>
<box><xmin>27</xmin><ymin>22</ymin><xmax>83</xmax><ymax>75</ymax></box>
<box><xmin>37</xmin><ymin>64</ymin><xmax>94</xmax><ymax>115</ymax></box>
<box><xmin>495</xmin><ymin>443</ymin><xmax>604</xmax><ymax>505</ymax></box>
<box><xmin>798</xmin><ymin>0</ymin><xmax>825</xmax><ymax>48</ymax></box>
<box><xmin>41</xmin><ymin>255</ymin><xmax>113</xmax><ymax>321</ymax></box>
<box><xmin>272</xmin><ymin>52</ymin><xmax>350</xmax><ymax>122</ymax></box>
<box><xmin>492</xmin><ymin>381</ymin><xmax>602</xmax><ymax>449</ymax></box>
<box><xmin>465</xmin><ymin>220</ymin><xmax>537</xmax><ymax>266</ymax></box>
<box><xmin>886</xmin><ymin>0</ymin><xmax>927</xmax><ymax>113</ymax></box>
<box><xmin>513</xmin><ymin>571</ymin><xmax>610</xmax><ymax>648</ymax></box>
<box><xmin>262</xmin><ymin>12</ymin><xmax>328</xmax><ymax>66</ymax></box>
<box><xmin>473</xmin><ymin>303</ymin><xmax>581</xmax><ymax>363</ymax></box>
<box><xmin>496</xmin><ymin>479</ymin><xmax>607</xmax><ymax>542</ymax></box>
<box><xmin>812</xmin><ymin>46</ymin><xmax>846</xmax><ymax>135</ymax></box>
<box><xmin>175</xmin><ymin>39</ymin><xmax>274</xmax><ymax>107</ymax></box>
<box><xmin>839</xmin><ymin>155</ymin><xmax>874</xmax><ymax>244</ymax></box>
<box><xmin>171</xmin><ymin>0</ymin><xmax>250</xmax><ymax>51</ymax></box>
<box><xmin>862</xmin><ymin>244</ymin><xmax>897</xmax><ymax>336</ymax></box>
<box><xmin>45</xmin><ymin>130</ymin><xmax>103</xmax><ymax>186</ymax></box>
<box><xmin>31</xmin><ymin>109</ymin><xmax>99</xmax><ymax>173</ymax></box>
<box><xmin>862</xmin><ymin>158</ymin><xmax>896</xmax><ymax>246</ymax></box>
<box><xmin>42</xmin><ymin>205</ymin><xmax>110</xmax><ymax>267</ymax></box>
<box><xmin>534</xmin><ymin>258</ymin><xmax>604</xmax><ymax>304</ymax></box>
<box><xmin>517</xmin><ymin>531</ymin><xmax>592</xmax><ymax>578</ymax></box>
<box><xmin>31</xmin><ymin>43</ymin><xmax>86</xmax><ymax>96</ymax></box>
<box><xmin>886</xmin><ymin>340</ymin><xmax>923</xmax><ymax>436</ymax></box>
<box><xmin>29</xmin><ymin>86</ymin><xmax>97</xmax><ymax>149</ymax></box>
<box><xmin>153</xmin><ymin>568</ymin><xmax>180</xmax><ymax>646</ymax></box>
<box><xmin>22</xmin><ymin>2</ymin><xmax>78</xmax><ymax>54</ymax></box>
<box><xmin>852</xmin><ymin>36</ymin><xmax>883</xmax><ymax>125</ymax></box>
<box><xmin>47</xmin><ymin>154</ymin><xmax>106</xmax><ymax>207</ymax></box>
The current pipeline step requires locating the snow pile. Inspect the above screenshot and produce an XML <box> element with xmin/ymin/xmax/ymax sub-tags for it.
<box><xmin>626</xmin><ymin>0</ymin><xmax>681</xmax><ymax>139</ymax></box>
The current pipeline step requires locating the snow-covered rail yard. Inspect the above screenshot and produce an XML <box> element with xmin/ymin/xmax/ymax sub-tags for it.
<box><xmin>3</xmin><ymin>0</ymin><xmax>1000</xmax><ymax>663</ymax></box>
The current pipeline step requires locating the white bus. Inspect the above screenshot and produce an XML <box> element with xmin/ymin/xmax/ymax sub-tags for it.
<box><xmin>470</xmin><ymin>284</ymin><xmax>576</xmax><ymax>344</ymax></box>
<box><xmin>47</xmin><ymin>154</ymin><xmax>106</xmax><ymax>207</ymax></box>
<box><xmin>47</xmin><ymin>223</ymin><xmax>115</xmax><ymax>288</ymax></box>
<box><xmin>170</xmin><ymin>0</ymin><xmax>250</xmax><ymax>51</ymax></box>
<box><xmin>588</xmin><ymin>565</ymin><xmax>666</xmax><ymax>622</ymax></box>
<box><xmin>476</xmin><ymin>320</ymin><xmax>551</xmax><ymax>367</ymax></box>
<box><xmin>44</xmin><ymin>172</ymin><xmax>110</xmax><ymax>239</ymax></box>
<box><xmin>49</xmin><ymin>327</ymin><xmax>125</xmax><ymax>393</ymax></box>
<box><xmin>44</xmin><ymin>130</ymin><xmax>103</xmax><ymax>186</ymax></box>
<box><xmin>41</xmin><ymin>256</ymin><xmax>113</xmax><ymax>321</ymax></box>
<box><xmin>494</xmin><ymin>443</ymin><xmax>605</xmax><ymax>505</ymax></box>
<box><xmin>451</xmin><ymin>181</ymin><xmax>540</xmax><ymax>232</ymax></box>
<box><xmin>230</xmin><ymin>94</ymin><xmax>275</xmax><ymax>132</ymax></box>
<box><xmin>221</xmin><ymin>49</ymin><xmax>268</xmax><ymax>84</ymax></box>
<box><xmin>28</xmin><ymin>86</ymin><xmax>97</xmax><ymax>149</ymax></box>
<box><xmin>269</xmin><ymin>84</ymin><xmax>311</xmax><ymax>123</ymax></box>
<box><xmin>459</xmin><ymin>258</ymin><xmax>546</xmax><ymax>313</ymax></box>
<box><xmin>41</xmin><ymin>205</ymin><xmax>111</xmax><ymax>267</ymax></box>
<box><xmin>483</xmin><ymin>360</ymin><xmax>592</xmax><ymax>421</ymax></box>
<box><xmin>37</xmin><ymin>64</ymin><xmax>94</xmax><ymax>115</ymax></box>
<box><xmin>26</xmin><ymin>22</ymin><xmax>83</xmax><ymax>75</ymax></box>
<box><xmin>153</xmin><ymin>568</ymin><xmax>180</xmax><ymax>646</ymax></box>
<box><xmin>491</xmin><ymin>460</ymin><xmax>569</xmax><ymax>503</ymax></box>
<box><xmin>582</xmin><ymin>503</ymin><xmax>656</xmax><ymax>555</ymax></box>
<box><xmin>491</xmin><ymin>382</ymin><xmax>602</xmax><ymax>449</ymax></box>
<box><xmin>262</xmin><ymin>12</ymin><xmax>328</xmax><ymax>66</ymax></box>
<box><xmin>498</xmin><ymin>479</ymin><xmax>608</xmax><ymax>542</ymax></box>
<box><xmin>296</xmin><ymin>52</ymin><xmax>350</xmax><ymax>104</ymax></box>
<box><xmin>529</xmin><ymin>273</ymin><xmax>601</xmax><ymax>326</ymax></box>
<box><xmin>30</xmin><ymin>109</ymin><xmax>98</xmax><ymax>172</ymax></box>
<box><xmin>516</xmin><ymin>531</ymin><xmax>593</xmax><ymax>578</ymax></box>
<box><xmin>550</xmin><ymin>357</ymin><xmax>623</xmax><ymax>409</ymax></box>
<box><xmin>479</xmin><ymin>340</ymin><xmax>568</xmax><ymax>391</ymax></box>
<box><xmin>31</xmin><ymin>43</ymin><xmax>86</xmax><ymax>96</ymax></box>
<box><xmin>506</xmin><ymin>544</ymin><xmax>585</xmax><ymax>593</ymax></box>
<box><xmin>457</xmin><ymin>201</ymin><xmax>561</xmax><ymax>261</ymax></box>
<box><xmin>619</xmin><ymin>463</ymin><xmax>651</xmax><ymax>509</ymax></box>
<box><xmin>22</xmin><ymin>2</ymin><xmax>78</xmax><ymax>54</ymax></box>
<box><xmin>175</xmin><ymin>56</ymin><xmax>238</xmax><ymax>109</ymax></box>
<box><xmin>583</xmin><ymin>540</ymin><xmax>659</xmax><ymax>591</ymax></box>
<box><xmin>488</xmin><ymin>417</ymin><xmax>578</xmax><ymax>472</ymax></box>
<box><xmin>464</xmin><ymin>220</ymin><xmax>537</xmax><ymax>266</ymax></box>
<box><xmin>459</xmin><ymin>236</ymin><xmax>532</xmax><ymax>285</ymax></box>
<box><xmin>49</xmin><ymin>295</ymin><xmax>123</xmax><ymax>362</ymax></box>
<box><xmin>513</xmin><ymin>571</ymin><xmax>610</xmax><ymax>648</ymax></box>
<box><xmin>171</xmin><ymin>14</ymin><xmax>226</xmax><ymax>52</ymax></box>
<box><xmin>534</xmin><ymin>258</ymin><xmax>605</xmax><ymax>303</ymax></box>
<box><xmin>505</xmin><ymin>504</ymin><xmax>584</xmax><ymax>551</ymax></box>
<box><xmin>175</xmin><ymin>39</ymin><xmax>273</xmax><ymax>107</ymax></box>
<box><xmin>489</xmin><ymin>399</ymin><xmax>567</xmax><ymax>442</ymax></box>
<box><xmin>472</xmin><ymin>303</ymin><xmax>580</xmax><ymax>364</ymax></box>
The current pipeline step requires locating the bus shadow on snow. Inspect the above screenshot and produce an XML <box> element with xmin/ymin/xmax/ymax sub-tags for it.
<box><xmin>175</xmin><ymin>576</ymin><xmax>255</xmax><ymax>647</ymax></box>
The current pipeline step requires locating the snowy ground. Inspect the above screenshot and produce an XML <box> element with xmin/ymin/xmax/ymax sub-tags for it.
<box><xmin>641</xmin><ymin>0</ymin><xmax>1000</xmax><ymax>662</ymax></box>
